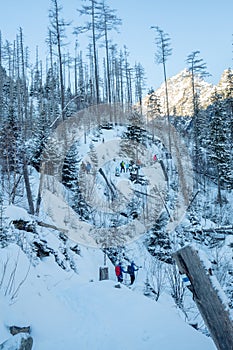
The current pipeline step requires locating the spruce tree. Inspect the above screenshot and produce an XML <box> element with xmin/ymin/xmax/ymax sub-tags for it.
<box><xmin>30</xmin><ymin>109</ymin><xmax>51</xmax><ymax>172</ymax></box>
<box><xmin>186</xmin><ymin>51</ymin><xmax>210</xmax><ymax>188</ymax></box>
<box><xmin>134</xmin><ymin>62</ymin><xmax>146</xmax><ymax>114</ymax></box>
<box><xmin>208</xmin><ymin>90</ymin><xmax>232</xmax><ymax>205</ymax></box>
<box><xmin>62</xmin><ymin>143</ymin><xmax>80</xmax><ymax>189</ymax></box>
<box><xmin>224</xmin><ymin>69</ymin><xmax>233</xmax><ymax>153</ymax></box>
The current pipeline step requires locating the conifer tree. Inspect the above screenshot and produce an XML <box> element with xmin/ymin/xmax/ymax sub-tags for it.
<box><xmin>146</xmin><ymin>92</ymin><xmax>161</xmax><ymax>140</ymax></box>
<box><xmin>76</xmin><ymin>51</ymin><xmax>86</xmax><ymax>109</ymax></box>
<box><xmin>123</xmin><ymin>46</ymin><xmax>133</xmax><ymax>108</ymax></box>
<box><xmin>146</xmin><ymin>211</ymin><xmax>172</xmax><ymax>263</ymax></box>
<box><xmin>186</xmin><ymin>51</ymin><xmax>209</xmax><ymax>116</ymax></box>
<box><xmin>30</xmin><ymin>108</ymin><xmax>51</xmax><ymax>172</ymax></box>
<box><xmin>0</xmin><ymin>111</ymin><xmax>21</xmax><ymax>203</ymax></box>
<box><xmin>224</xmin><ymin>69</ymin><xmax>233</xmax><ymax>150</ymax></box>
<box><xmin>186</xmin><ymin>51</ymin><xmax>210</xmax><ymax>187</ymax></box>
<box><xmin>30</xmin><ymin>47</ymin><xmax>43</xmax><ymax>98</ymax></box>
<box><xmin>109</xmin><ymin>44</ymin><xmax>120</xmax><ymax>104</ymax></box>
<box><xmin>208</xmin><ymin>90</ymin><xmax>232</xmax><ymax>205</ymax></box>
<box><xmin>0</xmin><ymin>31</ymin><xmax>3</xmax><ymax>122</ymax></box>
<box><xmin>134</xmin><ymin>62</ymin><xmax>146</xmax><ymax>113</ymax></box>
<box><xmin>62</xmin><ymin>143</ymin><xmax>80</xmax><ymax>189</ymax></box>
<box><xmin>44</xmin><ymin>63</ymin><xmax>61</xmax><ymax>123</ymax></box>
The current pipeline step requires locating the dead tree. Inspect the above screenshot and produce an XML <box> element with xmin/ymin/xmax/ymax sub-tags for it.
<box><xmin>49</xmin><ymin>0</ymin><xmax>70</xmax><ymax>120</ymax></box>
<box><xmin>173</xmin><ymin>245</ymin><xmax>233</xmax><ymax>350</ymax></box>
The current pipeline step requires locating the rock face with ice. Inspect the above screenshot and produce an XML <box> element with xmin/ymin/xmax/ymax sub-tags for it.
<box><xmin>143</xmin><ymin>69</ymin><xmax>232</xmax><ymax>117</ymax></box>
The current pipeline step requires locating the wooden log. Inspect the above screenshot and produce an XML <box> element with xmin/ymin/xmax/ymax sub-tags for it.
<box><xmin>173</xmin><ymin>245</ymin><xmax>233</xmax><ymax>350</ymax></box>
<box><xmin>99</xmin><ymin>168</ymin><xmax>116</xmax><ymax>199</ymax></box>
<box><xmin>36</xmin><ymin>220</ymin><xmax>68</xmax><ymax>234</ymax></box>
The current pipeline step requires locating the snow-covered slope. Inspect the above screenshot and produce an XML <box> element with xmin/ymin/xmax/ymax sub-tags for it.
<box><xmin>0</xmin><ymin>106</ymin><xmax>231</xmax><ymax>349</ymax></box>
<box><xmin>0</xmin><ymin>241</ymin><xmax>215</xmax><ymax>350</ymax></box>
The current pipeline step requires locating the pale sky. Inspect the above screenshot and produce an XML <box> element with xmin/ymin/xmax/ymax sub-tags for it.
<box><xmin>0</xmin><ymin>0</ymin><xmax>232</xmax><ymax>92</ymax></box>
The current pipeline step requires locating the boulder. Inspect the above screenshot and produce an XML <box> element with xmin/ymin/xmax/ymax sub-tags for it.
<box><xmin>9</xmin><ymin>326</ymin><xmax>30</xmax><ymax>336</ymax></box>
<box><xmin>0</xmin><ymin>333</ymin><xmax>33</xmax><ymax>350</ymax></box>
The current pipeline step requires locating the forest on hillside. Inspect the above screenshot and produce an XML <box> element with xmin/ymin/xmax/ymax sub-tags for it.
<box><xmin>0</xmin><ymin>0</ymin><xmax>233</xmax><ymax>321</ymax></box>
<box><xmin>0</xmin><ymin>0</ymin><xmax>232</xmax><ymax>204</ymax></box>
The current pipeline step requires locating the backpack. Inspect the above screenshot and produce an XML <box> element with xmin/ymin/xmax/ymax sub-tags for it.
<box><xmin>115</xmin><ymin>265</ymin><xmax>121</xmax><ymax>276</ymax></box>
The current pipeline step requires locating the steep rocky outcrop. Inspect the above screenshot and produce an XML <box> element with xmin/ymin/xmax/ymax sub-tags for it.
<box><xmin>143</xmin><ymin>68</ymin><xmax>233</xmax><ymax>117</ymax></box>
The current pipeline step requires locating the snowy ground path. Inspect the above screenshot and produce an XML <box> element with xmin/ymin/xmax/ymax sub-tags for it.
<box><xmin>0</xmin><ymin>244</ymin><xmax>215</xmax><ymax>350</ymax></box>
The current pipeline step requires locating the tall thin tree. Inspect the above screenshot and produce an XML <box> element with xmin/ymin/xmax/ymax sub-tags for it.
<box><xmin>186</xmin><ymin>51</ymin><xmax>210</xmax><ymax>188</ymax></box>
<box><xmin>99</xmin><ymin>1</ymin><xmax>121</xmax><ymax>105</ymax></box>
<box><xmin>208</xmin><ymin>90</ymin><xmax>232</xmax><ymax>208</ymax></box>
<box><xmin>134</xmin><ymin>62</ymin><xmax>146</xmax><ymax>114</ymax></box>
<box><xmin>186</xmin><ymin>50</ymin><xmax>209</xmax><ymax>116</ymax></box>
<box><xmin>75</xmin><ymin>0</ymin><xmax>102</xmax><ymax>104</ymax></box>
<box><xmin>49</xmin><ymin>0</ymin><xmax>70</xmax><ymax>120</ymax></box>
<box><xmin>151</xmin><ymin>26</ymin><xmax>172</xmax><ymax>153</ymax></box>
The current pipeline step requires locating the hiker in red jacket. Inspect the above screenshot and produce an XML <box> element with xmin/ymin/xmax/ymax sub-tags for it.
<box><xmin>115</xmin><ymin>262</ymin><xmax>126</xmax><ymax>283</ymax></box>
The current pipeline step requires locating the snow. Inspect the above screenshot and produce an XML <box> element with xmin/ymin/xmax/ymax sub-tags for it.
<box><xmin>197</xmin><ymin>245</ymin><xmax>232</xmax><ymax>311</ymax></box>
<box><xmin>0</xmin><ymin>111</ymin><xmax>230</xmax><ymax>349</ymax></box>
<box><xmin>5</xmin><ymin>205</ymin><xmax>32</xmax><ymax>224</ymax></box>
<box><xmin>41</xmin><ymin>187</ymin><xmax>97</xmax><ymax>247</ymax></box>
<box><xmin>0</xmin><ymin>242</ymin><xmax>215</xmax><ymax>350</ymax></box>
<box><xmin>0</xmin><ymin>201</ymin><xmax>216</xmax><ymax>349</ymax></box>
<box><xmin>40</xmin><ymin>122</ymin><xmax>172</xmax><ymax>248</ymax></box>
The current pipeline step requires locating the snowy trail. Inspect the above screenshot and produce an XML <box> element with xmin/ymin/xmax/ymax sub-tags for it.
<box><xmin>0</xmin><ymin>232</ymin><xmax>216</xmax><ymax>350</ymax></box>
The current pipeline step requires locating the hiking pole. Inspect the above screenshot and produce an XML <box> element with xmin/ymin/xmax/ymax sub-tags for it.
<box><xmin>135</xmin><ymin>265</ymin><xmax>142</xmax><ymax>282</ymax></box>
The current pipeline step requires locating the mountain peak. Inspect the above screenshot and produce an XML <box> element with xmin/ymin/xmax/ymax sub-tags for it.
<box><xmin>144</xmin><ymin>69</ymin><xmax>232</xmax><ymax>117</ymax></box>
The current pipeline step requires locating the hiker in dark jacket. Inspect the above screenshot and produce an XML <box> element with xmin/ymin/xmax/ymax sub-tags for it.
<box><xmin>127</xmin><ymin>261</ymin><xmax>139</xmax><ymax>285</ymax></box>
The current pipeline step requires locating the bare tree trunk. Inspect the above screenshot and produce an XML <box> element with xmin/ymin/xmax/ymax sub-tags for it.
<box><xmin>35</xmin><ymin>163</ymin><xmax>45</xmax><ymax>216</ymax></box>
<box><xmin>217</xmin><ymin>167</ymin><xmax>222</xmax><ymax>207</ymax></box>
<box><xmin>91</xmin><ymin>0</ymin><xmax>100</xmax><ymax>104</ymax></box>
<box><xmin>162</xmin><ymin>60</ymin><xmax>171</xmax><ymax>154</ymax></box>
<box><xmin>49</xmin><ymin>0</ymin><xmax>67</xmax><ymax>120</ymax></box>
<box><xmin>55</xmin><ymin>2</ymin><xmax>65</xmax><ymax>119</ymax></box>
<box><xmin>19</xmin><ymin>28</ymin><xmax>29</xmax><ymax>138</ymax></box>
<box><xmin>104</xmin><ymin>25</ymin><xmax>111</xmax><ymax>105</ymax></box>
<box><xmin>173</xmin><ymin>245</ymin><xmax>233</xmax><ymax>350</ymax></box>
<box><xmin>22</xmin><ymin>153</ymin><xmax>34</xmax><ymax>215</ymax></box>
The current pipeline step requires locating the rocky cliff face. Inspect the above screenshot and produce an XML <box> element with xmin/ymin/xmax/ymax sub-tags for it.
<box><xmin>143</xmin><ymin>69</ymin><xmax>232</xmax><ymax>117</ymax></box>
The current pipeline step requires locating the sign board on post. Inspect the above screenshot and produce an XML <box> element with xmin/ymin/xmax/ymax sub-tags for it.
<box><xmin>99</xmin><ymin>266</ymin><xmax>109</xmax><ymax>281</ymax></box>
